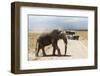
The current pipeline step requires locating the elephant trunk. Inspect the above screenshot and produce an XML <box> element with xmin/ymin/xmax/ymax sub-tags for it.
<box><xmin>62</xmin><ymin>36</ymin><xmax>68</xmax><ymax>56</ymax></box>
<box><xmin>65</xmin><ymin>44</ymin><xmax>67</xmax><ymax>55</ymax></box>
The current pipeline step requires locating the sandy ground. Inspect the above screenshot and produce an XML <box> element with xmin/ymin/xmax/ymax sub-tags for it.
<box><xmin>28</xmin><ymin>39</ymin><xmax>88</xmax><ymax>61</ymax></box>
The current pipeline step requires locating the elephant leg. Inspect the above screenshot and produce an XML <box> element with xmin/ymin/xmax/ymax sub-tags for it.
<box><xmin>53</xmin><ymin>47</ymin><xmax>56</xmax><ymax>56</ymax></box>
<box><xmin>52</xmin><ymin>41</ymin><xmax>57</xmax><ymax>56</ymax></box>
<box><xmin>64</xmin><ymin>45</ymin><xmax>67</xmax><ymax>56</ymax></box>
<box><xmin>56</xmin><ymin>46</ymin><xmax>61</xmax><ymax>56</ymax></box>
<box><xmin>42</xmin><ymin>47</ymin><xmax>46</xmax><ymax>56</ymax></box>
<box><xmin>36</xmin><ymin>47</ymin><xmax>40</xmax><ymax>57</ymax></box>
<box><xmin>52</xmin><ymin>43</ymin><xmax>61</xmax><ymax>56</ymax></box>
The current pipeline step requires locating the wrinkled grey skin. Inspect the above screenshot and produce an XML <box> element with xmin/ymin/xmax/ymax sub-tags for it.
<box><xmin>35</xmin><ymin>29</ymin><xmax>68</xmax><ymax>57</ymax></box>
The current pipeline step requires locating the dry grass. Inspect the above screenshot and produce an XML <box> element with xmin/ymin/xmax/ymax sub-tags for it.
<box><xmin>76</xmin><ymin>31</ymin><xmax>88</xmax><ymax>47</ymax></box>
<box><xmin>76</xmin><ymin>31</ymin><xmax>88</xmax><ymax>40</ymax></box>
<box><xmin>28</xmin><ymin>33</ymin><xmax>40</xmax><ymax>53</ymax></box>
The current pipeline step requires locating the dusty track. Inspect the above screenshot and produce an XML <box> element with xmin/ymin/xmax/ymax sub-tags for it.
<box><xmin>28</xmin><ymin>39</ymin><xmax>88</xmax><ymax>61</ymax></box>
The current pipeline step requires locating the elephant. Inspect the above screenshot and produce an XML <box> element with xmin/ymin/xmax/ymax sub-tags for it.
<box><xmin>35</xmin><ymin>29</ymin><xmax>68</xmax><ymax>57</ymax></box>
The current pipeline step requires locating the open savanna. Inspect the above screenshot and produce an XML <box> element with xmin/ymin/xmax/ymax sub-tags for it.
<box><xmin>28</xmin><ymin>30</ymin><xmax>88</xmax><ymax>61</ymax></box>
<box><xmin>28</xmin><ymin>32</ymin><xmax>40</xmax><ymax>52</ymax></box>
<box><xmin>74</xmin><ymin>30</ymin><xmax>88</xmax><ymax>46</ymax></box>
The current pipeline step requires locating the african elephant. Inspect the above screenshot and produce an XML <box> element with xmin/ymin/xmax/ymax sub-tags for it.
<box><xmin>35</xmin><ymin>29</ymin><xmax>68</xmax><ymax>57</ymax></box>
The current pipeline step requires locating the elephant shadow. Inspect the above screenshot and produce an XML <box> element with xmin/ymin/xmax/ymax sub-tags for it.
<box><xmin>39</xmin><ymin>54</ymin><xmax>72</xmax><ymax>57</ymax></box>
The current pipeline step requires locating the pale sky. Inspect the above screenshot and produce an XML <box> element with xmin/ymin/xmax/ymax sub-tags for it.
<box><xmin>28</xmin><ymin>15</ymin><xmax>88</xmax><ymax>32</ymax></box>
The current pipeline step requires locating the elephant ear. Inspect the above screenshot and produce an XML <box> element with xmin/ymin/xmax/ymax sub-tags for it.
<box><xmin>59</xmin><ymin>30</ymin><xmax>64</xmax><ymax>35</ymax></box>
<box><xmin>59</xmin><ymin>30</ymin><xmax>66</xmax><ymax>38</ymax></box>
<box><xmin>58</xmin><ymin>30</ymin><xmax>62</xmax><ymax>34</ymax></box>
<box><xmin>50</xmin><ymin>29</ymin><xmax>62</xmax><ymax>39</ymax></box>
<box><xmin>60</xmin><ymin>30</ymin><xmax>66</xmax><ymax>34</ymax></box>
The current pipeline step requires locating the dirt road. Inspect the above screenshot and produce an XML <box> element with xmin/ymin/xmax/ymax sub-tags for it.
<box><xmin>28</xmin><ymin>39</ymin><xmax>88</xmax><ymax>61</ymax></box>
